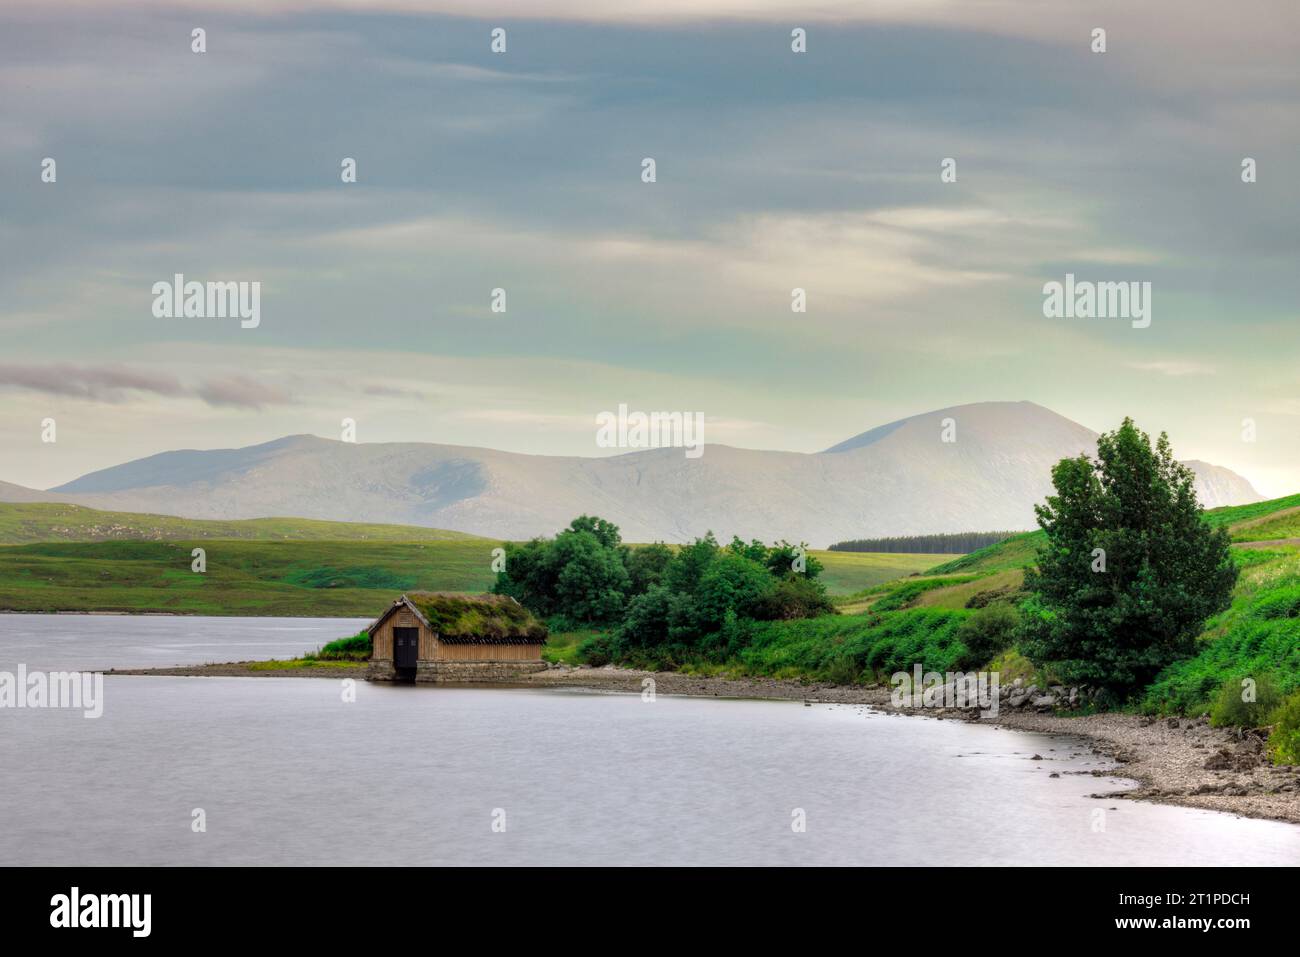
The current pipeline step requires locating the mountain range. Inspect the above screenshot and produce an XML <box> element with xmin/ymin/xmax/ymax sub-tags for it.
<box><xmin>0</xmin><ymin>401</ymin><xmax>1262</xmax><ymax>547</ymax></box>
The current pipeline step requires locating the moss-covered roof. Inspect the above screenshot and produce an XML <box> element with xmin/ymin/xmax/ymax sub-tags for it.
<box><xmin>380</xmin><ymin>592</ymin><xmax>548</xmax><ymax>644</ymax></box>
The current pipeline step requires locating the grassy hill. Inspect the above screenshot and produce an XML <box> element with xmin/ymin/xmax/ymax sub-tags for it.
<box><xmin>0</xmin><ymin>504</ymin><xmax>949</xmax><ymax>615</ymax></box>
<box><xmin>771</xmin><ymin>492</ymin><xmax>1300</xmax><ymax>713</ymax></box>
<box><xmin>0</xmin><ymin>539</ymin><xmax>500</xmax><ymax>616</ymax></box>
<box><xmin>0</xmin><ymin>502</ymin><xmax>482</xmax><ymax>545</ymax></box>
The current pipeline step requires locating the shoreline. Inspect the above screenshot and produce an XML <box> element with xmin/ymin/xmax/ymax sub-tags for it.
<box><xmin>106</xmin><ymin>660</ymin><xmax>1300</xmax><ymax>826</ymax></box>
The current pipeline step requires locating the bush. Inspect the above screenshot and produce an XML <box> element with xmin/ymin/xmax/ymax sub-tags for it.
<box><xmin>318</xmin><ymin>630</ymin><xmax>371</xmax><ymax>660</ymax></box>
<box><xmin>1253</xmin><ymin>584</ymin><xmax>1300</xmax><ymax>620</ymax></box>
<box><xmin>1209</xmin><ymin>673</ymin><xmax>1283</xmax><ymax>728</ymax></box>
<box><xmin>576</xmin><ymin>633</ymin><xmax>618</xmax><ymax>667</ymax></box>
<box><xmin>757</xmin><ymin>575</ymin><xmax>837</xmax><ymax>620</ymax></box>
<box><xmin>1267</xmin><ymin>692</ymin><xmax>1300</xmax><ymax>765</ymax></box>
<box><xmin>956</xmin><ymin>602</ymin><xmax>1020</xmax><ymax>668</ymax></box>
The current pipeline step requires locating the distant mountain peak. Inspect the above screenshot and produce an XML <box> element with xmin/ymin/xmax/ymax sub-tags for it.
<box><xmin>822</xmin><ymin>400</ymin><xmax>1086</xmax><ymax>454</ymax></box>
<box><xmin>6</xmin><ymin>402</ymin><xmax>1265</xmax><ymax>546</ymax></box>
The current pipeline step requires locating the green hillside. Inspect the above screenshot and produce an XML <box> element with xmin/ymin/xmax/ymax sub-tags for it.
<box><xmin>923</xmin><ymin>492</ymin><xmax>1300</xmax><ymax>578</ymax></box>
<box><xmin>0</xmin><ymin>502</ymin><xmax>481</xmax><ymax>545</ymax></box>
<box><xmin>814</xmin><ymin>550</ymin><xmax>953</xmax><ymax>594</ymax></box>
<box><xmin>0</xmin><ymin>539</ymin><xmax>501</xmax><ymax>616</ymax></box>
<box><xmin>0</xmin><ymin>505</ymin><xmax>944</xmax><ymax>615</ymax></box>
<box><xmin>846</xmin><ymin>492</ymin><xmax>1300</xmax><ymax>715</ymax></box>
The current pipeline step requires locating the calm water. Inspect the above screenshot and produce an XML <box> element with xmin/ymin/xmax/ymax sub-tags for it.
<box><xmin>0</xmin><ymin>613</ymin><xmax>370</xmax><ymax>672</ymax></box>
<box><xmin>2</xmin><ymin>614</ymin><xmax>1298</xmax><ymax>866</ymax></box>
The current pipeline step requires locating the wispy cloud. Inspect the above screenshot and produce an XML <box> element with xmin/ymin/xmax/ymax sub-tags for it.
<box><xmin>194</xmin><ymin>376</ymin><xmax>293</xmax><ymax>410</ymax></box>
<box><xmin>0</xmin><ymin>364</ymin><xmax>293</xmax><ymax>409</ymax></box>
<box><xmin>1127</xmin><ymin>360</ymin><xmax>1216</xmax><ymax>378</ymax></box>
<box><xmin>0</xmin><ymin>363</ymin><xmax>185</xmax><ymax>402</ymax></box>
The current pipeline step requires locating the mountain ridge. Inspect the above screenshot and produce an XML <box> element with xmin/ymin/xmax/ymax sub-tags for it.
<box><xmin>1</xmin><ymin>401</ymin><xmax>1263</xmax><ymax>547</ymax></box>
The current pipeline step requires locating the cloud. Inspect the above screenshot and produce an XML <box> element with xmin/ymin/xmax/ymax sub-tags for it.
<box><xmin>0</xmin><ymin>363</ymin><xmax>185</xmax><ymax>402</ymax></box>
<box><xmin>1127</xmin><ymin>360</ymin><xmax>1216</xmax><ymax>378</ymax></box>
<box><xmin>0</xmin><ymin>363</ymin><xmax>293</xmax><ymax>409</ymax></box>
<box><xmin>364</xmin><ymin>384</ymin><xmax>426</xmax><ymax>400</ymax></box>
<box><xmin>194</xmin><ymin>376</ymin><xmax>293</xmax><ymax>410</ymax></box>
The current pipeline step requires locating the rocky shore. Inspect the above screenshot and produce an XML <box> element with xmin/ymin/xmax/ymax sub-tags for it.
<box><xmin>107</xmin><ymin>660</ymin><xmax>1300</xmax><ymax>825</ymax></box>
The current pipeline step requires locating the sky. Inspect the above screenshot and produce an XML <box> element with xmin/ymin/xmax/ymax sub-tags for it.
<box><xmin>2</xmin><ymin>1</ymin><xmax>1299</xmax><ymax>495</ymax></box>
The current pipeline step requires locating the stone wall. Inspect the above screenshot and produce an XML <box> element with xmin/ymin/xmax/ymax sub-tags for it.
<box><xmin>414</xmin><ymin>660</ymin><xmax>548</xmax><ymax>683</ymax></box>
<box><xmin>367</xmin><ymin>657</ymin><xmax>547</xmax><ymax>683</ymax></box>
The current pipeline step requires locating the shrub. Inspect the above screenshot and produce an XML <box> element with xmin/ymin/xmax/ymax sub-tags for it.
<box><xmin>1253</xmin><ymin>584</ymin><xmax>1300</xmax><ymax>620</ymax></box>
<box><xmin>576</xmin><ymin>633</ymin><xmax>618</xmax><ymax>667</ymax></box>
<box><xmin>318</xmin><ymin>630</ymin><xmax>371</xmax><ymax>660</ymax></box>
<box><xmin>1209</xmin><ymin>673</ymin><xmax>1283</xmax><ymax>728</ymax></box>
<box><xmin>624</xmin><ymin>542</ymin><xmax>673</xmax><ymax>595</ymax></box>
<box><xmin>965</xmin><ymin>585</ymin><xmax>1023</xmax><ymax>610</ymax></box>
<box><xmin>956</xmin><ymin>602</ymin><xmax>1020</xmax><ymax>668</ymax></box>
<box><xmin>1267</xmin><ymin>692</ymin><xmax>1300</xmax><ymax>765</ymax></box>
<box><xmin>756</xmin><ymin>574</ymin><xmax>836</xmax><ymax>621</ymax></box>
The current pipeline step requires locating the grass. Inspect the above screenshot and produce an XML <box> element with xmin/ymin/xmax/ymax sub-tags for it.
<box><xmin>1141</xmin><ymin>545</ymin><xmax>1300</xmax><ymax>715</ymax></box>
<box><xmin>1205</xmin><ymin>494</ymin><xmax>1300</xmax><ymax>529</ymax></box>
<box><xmin>869</xmin><ymin>575</ymin><xmax>981</xmax><ymax>611</ymax></box>
<box><xmin>924</xmin><ymin>532</ymin><xmax>1043</xmax><ymax>575</ymax></box>
<box><xmin>0</xmin><ymin>502</ymin><xmax>481</xmax><ymax>546</ymax></box>
<box><xmin>247</xmin><ymin>657</ymin><xmax>365</xmax><ymax>671</ymax></box>
<box><xmin>0</xmin><ymin>539</ymin><xmax>500</xmax><ymax>615</ymax></box>
<box><xmin>735</xmin><ymin>608</ymin><xmax>972</xmax><ymax>683</ymax></box>
<box><xmin>1225</xmin><ymin>508</ymin><xmax>1300</xmax><ymax>543</ymax></box>
<box><xmin>814</xmin><ymin>551</ymin><xmax>956</xmax><ymax>596</ymax></box>
<box><xmin>912</xmin><ymin>569</ymin><xmax>1025</xmax><ymax>610</ymax></box>
<box><xmin>542</xmin><ymin>629</ymin><xmax>604</xmax><ymax>665</ymax></box>
<box><xmin>318</xmin><ymin>630</ymin><xmax>371</xmax><ymax>660</ymax></box>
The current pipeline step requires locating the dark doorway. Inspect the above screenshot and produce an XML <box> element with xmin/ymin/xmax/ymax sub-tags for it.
<box><xmin>393</xmin><ymin>627</ymin><xmax>419</xmax><ymax>670</ymax></box>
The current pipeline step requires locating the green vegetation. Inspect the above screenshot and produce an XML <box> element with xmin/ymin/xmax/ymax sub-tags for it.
<box><xmin>1225</xmin><ymin>507</ymin><xmax>1300</xmax><ymax>543</ymax></box>
<box><xmin>1141</xmin><ymin>547</ymin><xmax>1300</xmax><ymax>714</ymax></box>
<box><xmin>830</xmin><ymin>531</ymin><xmax>1017</xmax><ymax>554</ymax></box>
<box><xmin>1208</xmin><ymin>674</ymin><xmax>1283</xmax><ymax>728</ymax></box>
<box><xmin>404</xmin><ymin>591</ymin><xmax>547</xmax><ymax>641</ymax></box>
<box><xmin>0</xmin><ymin>539</ymin><xmax>498</xmax><ymax>615</ymax></box>
<box><xmin>734</xmin><ymin>609</ymin><xmax>971</xmax><ymax>682</ymax></box>
<box><xmin>494</xmin><ymin>518</ymin><xmax>836</xmax><ymax>667</ymax></box>
<box><xmin>542</xmin><ymin>629</ymin><xmax>604</xmax><ymax>665</ymax></box>
<box><xmin>480</xmin><ymin>466</ymin><xmax>1300</xmax><ymax>738</ymax></box>
<box><xmin>1020</xmin><ymin>419</ymin><xmax>1238</xmax><ymax>695</ymax></box>
<box><xmin>0</xmin><ymin>503</ymin><xmax>937</xmax><ymax>616</ymax></box>
<box><xmin>956</xmin><ymin>602</ymin><xmax>1020</xmax><ymax>666</ymax></box>
<box><xmin>318</xmin><ymin>630</ymin><xmax>372</xmax><ymax>660</ymax></box>
<box><xmin>1267</xmin><ymin>692</ymin><xmax>1300</xmax><ymax>765</ymax></box>
<box><xmin>246</xmin><ymin>657</ymin><xmax>364</xmax><ymax>671</ymax></box>
<box><xmin>870</xmin><ymin>576</ymin><xmax>979</xmax><ymax>612</ymax></box>
<box><xmin>1204</xmin><ymin>494</ymin><xmax>1300</xmax><ymax>529</ymax></box>
<box><xmin>925</xmin><ymin>532</ymin><xmax>1043</xmax><ymax>575</ymax></box>
<box><xmin>815</xmin><ymin>550</ymin><xmax>955</xmax><ymax>595</ymax></box>
<box><xmin>0</xmin><ymin>502</ymin><xmax>480</xmax><ymax>546</ymax></box>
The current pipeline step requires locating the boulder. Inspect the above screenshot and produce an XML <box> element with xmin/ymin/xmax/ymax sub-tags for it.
<box><xmin>1204</xmin><ymin>749</ymin><xmax>1234</xmax><ymax>771</ymax></box>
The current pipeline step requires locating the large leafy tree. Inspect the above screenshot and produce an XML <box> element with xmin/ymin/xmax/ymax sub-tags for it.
<box><xmin>1020</xmin><ymin>418</ymin><xmax>1238</xmax><ymax>695</ymax></box>
<box><xmin>494</xmin><ymin>517</ymin><xmax>629</xmax><ymax>623</ymax></box>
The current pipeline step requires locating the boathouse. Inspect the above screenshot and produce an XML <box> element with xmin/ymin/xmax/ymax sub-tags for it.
<box><xmin>367</xmin><ymin>592</ymin><xmax>548</xmax><ymax>682</ymax></box>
